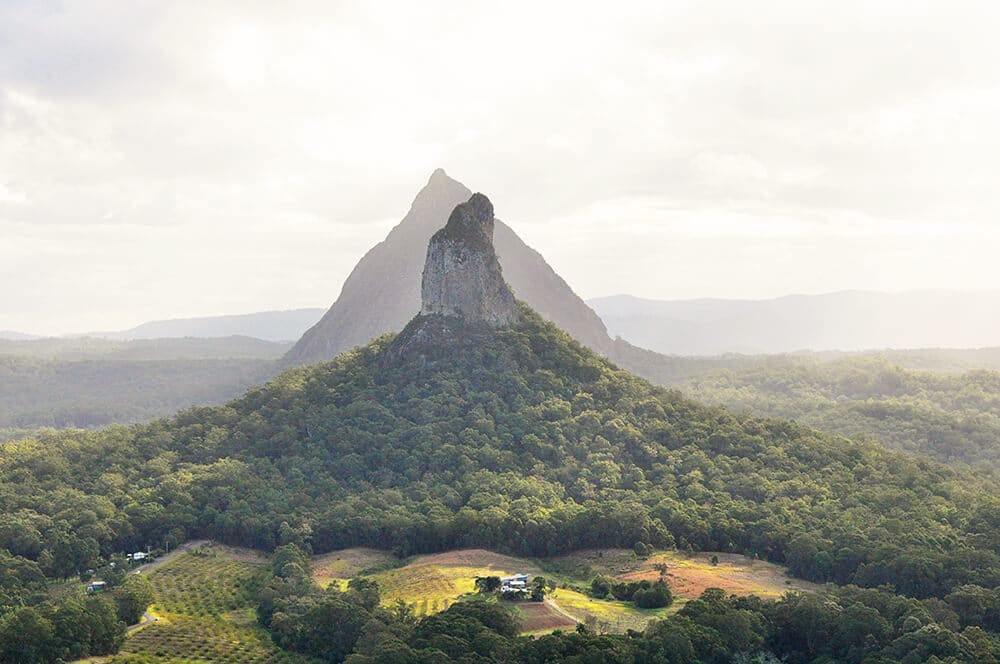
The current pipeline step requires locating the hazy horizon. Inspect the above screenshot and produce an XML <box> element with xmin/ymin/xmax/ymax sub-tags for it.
<box><xmin>8</xmin><ymin>286</ymin><xmax>1000</xmax><ymax>339</ymax></box>
<box><xmin>4</xmin><ymin>2</ymin><xmax>1000</xmax><ymax>334</ymax></box>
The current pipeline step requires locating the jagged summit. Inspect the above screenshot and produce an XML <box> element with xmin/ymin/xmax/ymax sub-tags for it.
<box><xmin>420</xmin><ymin>193</ymin><xmax>517</xmax><ymax>327</ymax></box>
<box><xmin>436</xmin><ymin>193</ymin><xmax>494</xmax><ymax>247</ymax></box>
<box><xmin>282</xmin><ymin>170</ymin><xmax>612</xmax><ymax>367</ymax></box>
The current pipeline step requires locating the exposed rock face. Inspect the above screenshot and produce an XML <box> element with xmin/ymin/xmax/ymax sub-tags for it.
<box><xmin>419</xmin><ymin>193</ymin><xmax>517</xmax><ymax>327</ymax></box>
<box><xmin>283</xmin><ymin>169</ymin><xmax>613</xmax><ymax>367</ymax></box>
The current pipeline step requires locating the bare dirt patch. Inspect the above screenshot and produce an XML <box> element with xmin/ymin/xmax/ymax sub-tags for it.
<box><xmin>517</xmin><ymin>601</ymin><xmax>577</xmax><ymax>633</ymax></box>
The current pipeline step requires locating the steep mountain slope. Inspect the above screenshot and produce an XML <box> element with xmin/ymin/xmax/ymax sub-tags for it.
<box><xmin>283</xmin><ymin>169</ymin><xmax>611</xmax><ymax>365</ymax></box>
<box><xmin>592</xmin><ymin>291</ymin><xmax>1000</xmax><ymax>355</ymax></box>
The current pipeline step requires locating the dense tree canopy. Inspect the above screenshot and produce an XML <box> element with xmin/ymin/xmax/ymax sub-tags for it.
<box><xmin>670</xmin><ymin>357</ymin><xmax>1000</xmax><ymax>466</ymax></box>
<box><xmin>0</xmin><ymin>355</ymin><xmax>276</xmax><ymax>430</ymax></box>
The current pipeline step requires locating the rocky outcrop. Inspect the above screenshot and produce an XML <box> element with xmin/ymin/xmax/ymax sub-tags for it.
<box><xmin>419</xmin><ymin>193</ymin><xmax>517</xmax><ymax>327</ymax></box>
<box><xmin>282</xmin><ymin>169</ymin><xmax>613</xmax><ymax>367</ymax></box>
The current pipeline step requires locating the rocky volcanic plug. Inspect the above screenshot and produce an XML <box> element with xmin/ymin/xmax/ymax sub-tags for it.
<box><xmin>282</xmin><ymin>169</ymin><xmax>612</xmax><ymax>367</ymax></box>
<box><xmin>420</xmin><ymin>193</ymin><xmax>518</xmax><ymax>327</ymax></box>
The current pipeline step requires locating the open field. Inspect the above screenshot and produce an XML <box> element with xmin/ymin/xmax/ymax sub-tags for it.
<box><xmin>311</xmin><ymin>547</ymin><xmax>395</xmax><ymax>589</ymax></box>
<box><xmin>516</xmin><ymin>601</ymin><xmax>577</xmax><ymax>634</ymax></box>
<box><xmin>547</xmin><ymin>548</ymin><xmax>819</xmax><ymax>599</ymax></box>
<box><xmin>364</xmin><ymin>549</ymin><xmax>542</xmax><ymax>616</ymax></box>
<box><xmin>312</xmin><ymin>546</ymin><xmax>812</xmax><ymax>634</ymax></box>
<box><xmin>92</xmin><ymin>541</ymin><xmax>815</xmax><ymax>660</ymax></box>
<box><xmin>547</xmin><ymin>588</ymin><xmax>678</xmax><ymax>633</ymax></box>
<box><xmin>109</xmin><ymin>543</ymin><xmax>316</xmax><ymax>664</ymax></box>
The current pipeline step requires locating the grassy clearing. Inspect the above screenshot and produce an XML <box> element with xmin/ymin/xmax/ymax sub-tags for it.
<box><xmin>329</xmin><ymin>547</ymin><xmax>813</xmax><ymax>634</ymax></box>
<box><xmin>313</xmin><ymin>548</ymin><xmax>542</xmax><ymax>619</ymax></box>
<box><xmin>316</xmin><ymin>546</ymin><xmax>815</xmax><ymax>637</ymax></box>
<box><xmin>109</xmin><ymin>544</ymin><xmax>317</xmax><ymax>664</ymax></box>
<box><xmin>371</xmin><ymin>564</ymin><xmax>499</xmax><ymax>615</ymax></box>
<box><xmin>312</xmin><ymin>547</ymin><xmax>395</xmax><ymax>589</ymax></box>
<box><xmin>547</xmin><ymin>548</ymin><xmax>818</xmax><ymax>600</ymax></box>
<box><xmin>547</xmin><ymin>588</ymin><xmax>676</xmax><ymax>633</ymax></box>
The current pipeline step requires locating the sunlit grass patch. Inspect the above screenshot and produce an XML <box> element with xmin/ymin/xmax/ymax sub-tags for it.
<box><xmin>548</xmin><ymin>588</ymin><xmax>672</xmax><ymax>633</ymax></box>
<box><xmin>311</xmin><ymin>548</ymin><xmax>395</xmax><ymax>589</ymax></box>
<box><xmin>370</xmin><ymin>564</ymin><xmax>497</xmax><ymax>615</ymax></box>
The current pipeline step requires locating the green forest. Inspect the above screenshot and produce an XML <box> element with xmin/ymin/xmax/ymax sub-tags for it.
<box><xmin>2</xmin><ymin>306</ymin><xmax>1000</xmax><ymax>661</ymax></box>
<box><xmin>0</xmin><ymin>356</ymin><xmax>277</xmax><ymax>431</ymax></box>
<box><xmin>666</xmin><ymin>357</ymin><xmax>1000</xmax><ymax>466</ymax></box>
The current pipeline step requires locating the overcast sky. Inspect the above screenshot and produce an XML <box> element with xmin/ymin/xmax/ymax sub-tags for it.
<box><xmin>2</xmin><ymin>1</ymin><xmax>1000</xmax><ymax>334</ymax></box>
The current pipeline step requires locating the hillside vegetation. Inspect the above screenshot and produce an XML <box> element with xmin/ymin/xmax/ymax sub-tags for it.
<box><xmin>675</xmin><ymin>357</ymin><xmax>1000</xmax><ymax>466</ymax></box>
<box><xmin>1</xmin><ymin>306</ymin><xmax>998</xmax><ymax>602</ymax></box>
<box><xmin>3</xmin><ymin>294</ymin><xmax>1000</xmax><ymax>660</ymax></box>
<box><xmin>612</xmin><ymin>346</ymin><xmax>1000</xmax><ymax>466</ymax></box>
<box><xmin>0</xmin><ymin>356</ymin><xmax>278</xmax><ymax>430</ymax></box>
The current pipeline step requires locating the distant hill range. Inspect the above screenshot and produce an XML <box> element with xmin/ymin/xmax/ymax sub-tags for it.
<box><xmin>591</xmin><ymin>291</ymin><xmax>1000</xmax><ymax>356</ymax></box>
<box><xmin>84</xmin><ymin>308</ymin><xmax>325</xmax><ymax>342</ymax></box>
<box><xmin>283</xmin><ymin>169</ymin><xmax>613</xmax><ymax>366</ymax></box>
<box><xmin>0</xmin><ymin>335</ymin><xmax>291</xmax><ymax>361</ymax></box>
<box><xmin>0</xmin><ymin>330</ymin><xmax>39</xmax><ymax>341</ymax></box>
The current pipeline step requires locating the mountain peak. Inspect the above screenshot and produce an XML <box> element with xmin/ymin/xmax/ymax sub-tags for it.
<box><xmin>282</xmin><ymin>172</ymin><xmax>611</xmax><ymax>368</ymax></box>
<box><xmin>419</xmin><ymin>193</ymin><xmax>517</xmax><ymax>327</ymax></box>
<box><xmin>427</xmin><ymin>167</ymin><xmax>452</xmax><ymax>184</ymax></box>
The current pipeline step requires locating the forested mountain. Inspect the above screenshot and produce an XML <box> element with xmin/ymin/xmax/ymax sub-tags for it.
<box><xmin>5</xmin><ymin>194</ymin><xmax>1000</xmax><ymax>661</ymax></box>
<box><xmin>592</xmin><ymin>291</ymin><xmax>1000</xmax><ymax>355</ymax></box>
<box><xmin>3</xmin><ymin>305</ymin><xmax>1000</xmax><ymax>597</ymax></box>
<box><xmin>5</xmin><ymin>302</ymin><xmax>1000</xmax><ymax>661</ymax></box>
<box><xmin>284</xmin><ymin>169</ymin><xmax>613</xmax><ymax>366</ymax></box>
<box><xmin>609</xmin><ymin>348</ymin><xmax>1000</xmax><ymax>467</ymax></box>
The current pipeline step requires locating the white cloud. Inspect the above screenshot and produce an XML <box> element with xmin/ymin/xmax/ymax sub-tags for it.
<box><xmin>2</xmin><ymin>0</ymin><xmax>1000</xmax><ymax>333</ymax></box>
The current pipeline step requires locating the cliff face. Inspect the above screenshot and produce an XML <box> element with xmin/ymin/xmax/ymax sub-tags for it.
<box><xmin>283</xmin><ymin>169</ymin><xmax>612</xmax><ymax>367</ymax></box>
<box><xmin>419</xmin><ymin>193</ymin><xmax>517</xmax><ymax>327</ymax></box>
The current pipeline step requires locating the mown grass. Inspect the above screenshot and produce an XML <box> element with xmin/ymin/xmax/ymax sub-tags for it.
<box><xmin>547</xmin><ymin>588</ymin><xmax>678</xmax><ymax>633</ymax></box>
<box><xmin>370</xmin><ymin>564</ymin><xmax>494</xmax><ymax>616</ymax></box>
<box><xmin>110</xmin><ymin>546</ymin><xmax>317</xmax><ymax>664</ymax></box>
<box><xmin>312</xmin><ymin>548</ymin><xmax>396</xmax><ymax>590</ymax></box>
